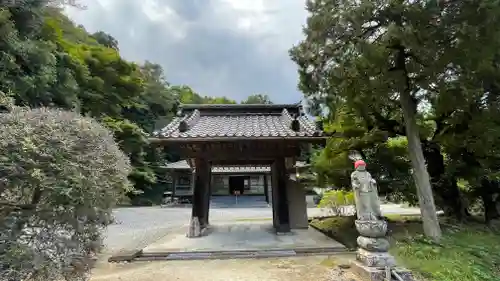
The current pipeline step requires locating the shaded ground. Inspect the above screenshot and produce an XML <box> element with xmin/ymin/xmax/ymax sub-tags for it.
<box><xmin>91</xmin><ymin>255</ymin><xmax>360</xmax><ymax>281</ymax></box>
<box><xmin>311</xmin><ymin>215</ymin><xmax>500</xmax><ymax>281</ymax></box>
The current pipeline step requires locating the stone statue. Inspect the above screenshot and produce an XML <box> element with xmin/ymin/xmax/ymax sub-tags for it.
<box><xmin>348</xmin><ymin>155</ymin><xmax>414</xmax><ymax>281</ymax></box>
<box><xmin>351</xmin><ymin>160</ymin><xmax>382</xmax><ymax>221</ymax></box>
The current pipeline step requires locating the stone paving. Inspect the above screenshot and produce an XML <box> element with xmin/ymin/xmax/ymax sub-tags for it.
<box><xmin>143</xmin><ymin>221</ymin><xmax>345</xmax><ymax>253</ymax></box>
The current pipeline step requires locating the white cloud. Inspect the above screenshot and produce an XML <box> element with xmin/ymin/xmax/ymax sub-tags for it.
<box><xmin>64</xmin><ymin>0</ymin><xmax>308</xmax><ymax>103</ymax></box>
<box><xmin>141</xmin><ymin>1</ymin><xmax>188</xmax><ymax>40</ymax></box>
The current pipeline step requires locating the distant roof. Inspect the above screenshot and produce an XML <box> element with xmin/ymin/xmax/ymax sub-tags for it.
<box><xmin>164</xmin><ymin>160</ymin><xmax>191</xmax><ymax>170</ymax></box>
<box><xmin>295</xmin><ymin>161</ymin><xmax>309</xmax><ymax>168</ymax></box>
<box><xmin>151</xmin><ymin>103</ymin><xmax>324</xmax><ymax>141</ymax></box>
<box><xmin>162</xmin><ymin>160</ymin><xmax>306</xmax><ymax>173</ymax></box>
<box><xmin>212</xmin><ymin>166</ymin><xmax>271</xmax><ymax>173</ymax></box>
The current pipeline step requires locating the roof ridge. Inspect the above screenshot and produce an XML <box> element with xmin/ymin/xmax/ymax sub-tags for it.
<box><xmin>184</xmin><ymin>109</ymin><xmax>201</xmax><ymax>127</ymax></box>
<box><xmin>298</xmin><ymin>115</ymin><xmax>318</xmax><ymax>134</ymax></box>
<box><xmin>154</xmin><ymin>117</ymin><xmax>182</xmax><ymax>137</ymax></box>
<box><xmin>280</xmin><ymin>108</ymin><xmax>294</xmax><ymax>127</ymax></box>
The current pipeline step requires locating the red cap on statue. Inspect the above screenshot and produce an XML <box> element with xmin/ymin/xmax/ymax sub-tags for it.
<box><xmin>354</xmin><ymin>160</ymin><xmax>366</xmax><ymax>169</ymax></box>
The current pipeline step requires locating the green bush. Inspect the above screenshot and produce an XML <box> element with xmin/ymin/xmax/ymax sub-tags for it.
<box><xmin>0</xmin><ymin>107</ymin><xmax>132</xmax><ymax>281</ymax></box>
<box><xmin>318</xmin><ymin>190</ymin><xmax>355</xmax><ymax>216</ymax></box>
<box><xmin>0</xmin><ymin>91</ymin><xmax>14</xmax><ymax>113</ymax></box>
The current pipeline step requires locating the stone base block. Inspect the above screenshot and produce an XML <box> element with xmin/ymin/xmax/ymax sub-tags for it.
<box><xmin>186</xmin><ymin>217</ymin><xmax>201</xmax><ymax>238</ymax></box>
<box><xmin>356</xmin><ymin>248</ymin><xmax>395</xmax><ymax>268</ymax></box>
<box><xmin>357</xmin><ymin>236</ymin><xmax>390</xmax><ymax>252</ymax></box>
<box><xmin>351</xmin><ymin>260</ymin><xmax>415</xmax><ymax>281</ymax></box>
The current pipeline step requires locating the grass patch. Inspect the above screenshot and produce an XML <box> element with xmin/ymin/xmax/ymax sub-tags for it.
<box><xmin>310</xmin><ymin>216</ymin><xmax>358</xmax><ymax>249</ymax></box>
<box><xmin>393</xmin><ymin>220</ymin><xmax>500</xmax><ymax>281</ymax></box>
<box><xmin>319</xmin><ymin>257</ymin><xmax>337</xmax><ymax>267</ymax></box>
<box><xmin>310</xmin><ymin>215</ymin><xmax>500</xmax><ymax>281</ymax></box>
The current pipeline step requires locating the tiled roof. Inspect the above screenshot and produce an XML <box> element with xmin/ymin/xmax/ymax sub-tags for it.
<box><xmin>164</xmin><ymin>160</ymin><xmax>191</xmax><ymax>170</ymax></box>
<box><xmin>294</xmin><ymin>161</ymin><xmax>309</xmax><ymax>168</ymax></box>
<box><xmin>152</xmin><ymin>104</ymin><xmax>324</xmax><ymax>140</ymax></box>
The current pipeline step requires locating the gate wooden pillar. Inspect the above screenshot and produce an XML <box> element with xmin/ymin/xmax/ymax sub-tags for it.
<box><xmin>192</xmin><ymin>158</ymin><xmax>210</xmax><ymax>229</ymax></box>
<box><xmin>203</xmin><ymin>165</ymin><xmax>212</xmax><ymax>226</ymax></box>
<box><xmin>271</xmin><ymin>157</ymin><xmax>290</xmax><ymax>233</ymax></box>
<box><xmin>263</xmin><ymin>174</ymin><xmax>269</xmax><ymax>204</ymax></box>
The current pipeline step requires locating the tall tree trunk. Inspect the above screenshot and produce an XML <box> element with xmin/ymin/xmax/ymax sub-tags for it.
<box><xmin>480</xmin><ymin>179</ymin><xmax>500</xmax><ymax>224</ymax></box>
<box><xmin>482</xmin><ymin>192</ymin><xmax>499</xmax><ymax>224</ymax></box>
<box><xmin>396</xmin><ymin>47</ymin><xmax>442</xmax><ymax>241</ymax></box>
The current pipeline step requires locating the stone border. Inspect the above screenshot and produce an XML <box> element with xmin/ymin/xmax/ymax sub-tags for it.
<box><xmin>309</xmin><ymin>222</ymin><xmax>357</xmax><ymax>251</ymax></box>
<box><xmin>142</xmin><ymin>246</ymin><xmax>348</xmax><ymax>257</ymax></box>
<box><xmin>108</xmin><ymin>249</ymin><xmax>143</xmax><ymax>262</ymax></box>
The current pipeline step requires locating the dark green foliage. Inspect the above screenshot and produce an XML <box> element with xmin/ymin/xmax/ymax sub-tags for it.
<box><xmin>0</xmin><ymin>3</ymin><xmax>271</xmax><ymax>206</ymax></box>
<box><xmin>290</xmin><ymin>0</ymin><xmax>500</xmax><ymax>223</ymax></box>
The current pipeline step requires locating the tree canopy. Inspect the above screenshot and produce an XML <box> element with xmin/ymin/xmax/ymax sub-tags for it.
<box><xmin>0</xmin><ymin>2</ymin><xmax>275</xmax><ymax>205</ymax></box>
<box><xmin>291</xmin><ymin>0</ymin><xmax>500</xmax><ymax>238</ymax></box>
<box><xmin>241</xmin><ymin>94</ymin><xmax>273</xmax><ymax>104</ymax></box>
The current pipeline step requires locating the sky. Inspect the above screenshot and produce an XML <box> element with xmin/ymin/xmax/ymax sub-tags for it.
<box><xmin>65</xmin><ymin>0</ymin><xmax>309</xmax><ymax>104</ymax></box>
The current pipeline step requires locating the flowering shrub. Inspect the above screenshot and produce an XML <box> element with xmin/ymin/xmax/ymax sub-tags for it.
<box><xmin>0</xmin><ymin>107</ymin><xmax>132</xmax><ymax>281</ymax></box>
<box><xmin>318</xmin><ymin>190</ymin><xmax>355</xmax><ymax>216</ymax></box>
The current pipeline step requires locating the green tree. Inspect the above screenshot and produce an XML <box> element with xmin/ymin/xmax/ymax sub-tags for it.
<box><xmin>173</xmin><ymin>85</ymin><xmax>236</xmax><ymax>105</ymax></box>
<box><xmin>290</xmin><ymin>0</ymin><xmax>448</xmax><ymax>239</ymax></box>
<box><xmin>241</xmin><ymin>94</ymin><xmax>273</xmax><ymax>104</ymax></box>
<box><xmin>0</xmin><ymin>107</ymin><xmax>131</xmax><ymax>281</ymax></box>
<box><xmin>1</xmin><ymin>2</ymin><xmax>267</xmax><ymax>207</ymax></box>
<box><xmin>91</xmin><ymin>31</ymin><xmax>119</xmax><ymax>50</ymax></box>
<box><xmin>292</xmin><ymin>0</ymin><xmax>500</xmax><ymax>229</ymax></box>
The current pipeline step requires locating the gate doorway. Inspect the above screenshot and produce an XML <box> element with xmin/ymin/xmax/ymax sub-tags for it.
<box><xmin>229</xmin><ymin>176</ymin><xmax>246</xmax><ymax>195</ymax></box>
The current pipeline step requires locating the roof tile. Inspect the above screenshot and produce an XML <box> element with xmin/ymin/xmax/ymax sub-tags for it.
<box><xmin>153</xmin><ymin>104</ymin><xmax>322</xmax><ymax>139</ymax></box>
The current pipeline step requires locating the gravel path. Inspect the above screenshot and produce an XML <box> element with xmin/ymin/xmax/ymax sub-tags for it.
<box><xmin>102</xmin><ymin>207</ymin><xmax>190</xmax><ymax>254</ymax></box>
<box><xmin>102</xmin><ymin>206</ymin><xmax>275</xmax><ymax>254</ymax></box>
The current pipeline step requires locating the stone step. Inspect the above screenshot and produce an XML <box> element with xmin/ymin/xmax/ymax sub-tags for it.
<box><xmin>137</xmin><ymin>247</ymin><xmax>351</xmax><ymax>261</ymax></box>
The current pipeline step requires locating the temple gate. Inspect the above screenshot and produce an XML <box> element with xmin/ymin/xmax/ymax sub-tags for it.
<box><xmin>150</xmin><ymin>103</ymin><xmax>326</xmax><ymax>237</ymax></box>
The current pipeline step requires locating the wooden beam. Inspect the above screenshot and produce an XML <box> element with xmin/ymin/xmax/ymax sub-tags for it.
<box><xmin>174</xmin><ymin>140</ymin><xmax>301</xmax><ymax>159</ymax></box>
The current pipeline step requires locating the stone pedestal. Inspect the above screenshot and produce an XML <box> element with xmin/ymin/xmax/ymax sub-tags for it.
<box><xmin>353</xmin><ymin>219</ymin><xmax>414</xmax><ymax>281</ymax></box>
<box><xmin>355</xmin><ymin>220</ymin><xmax>394</xmax><ymax>268</ymax></box>
<box><xmin>356</xmin><ymin>248</ymin><xmax>395</xmax><ymax>268</ymax></box>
